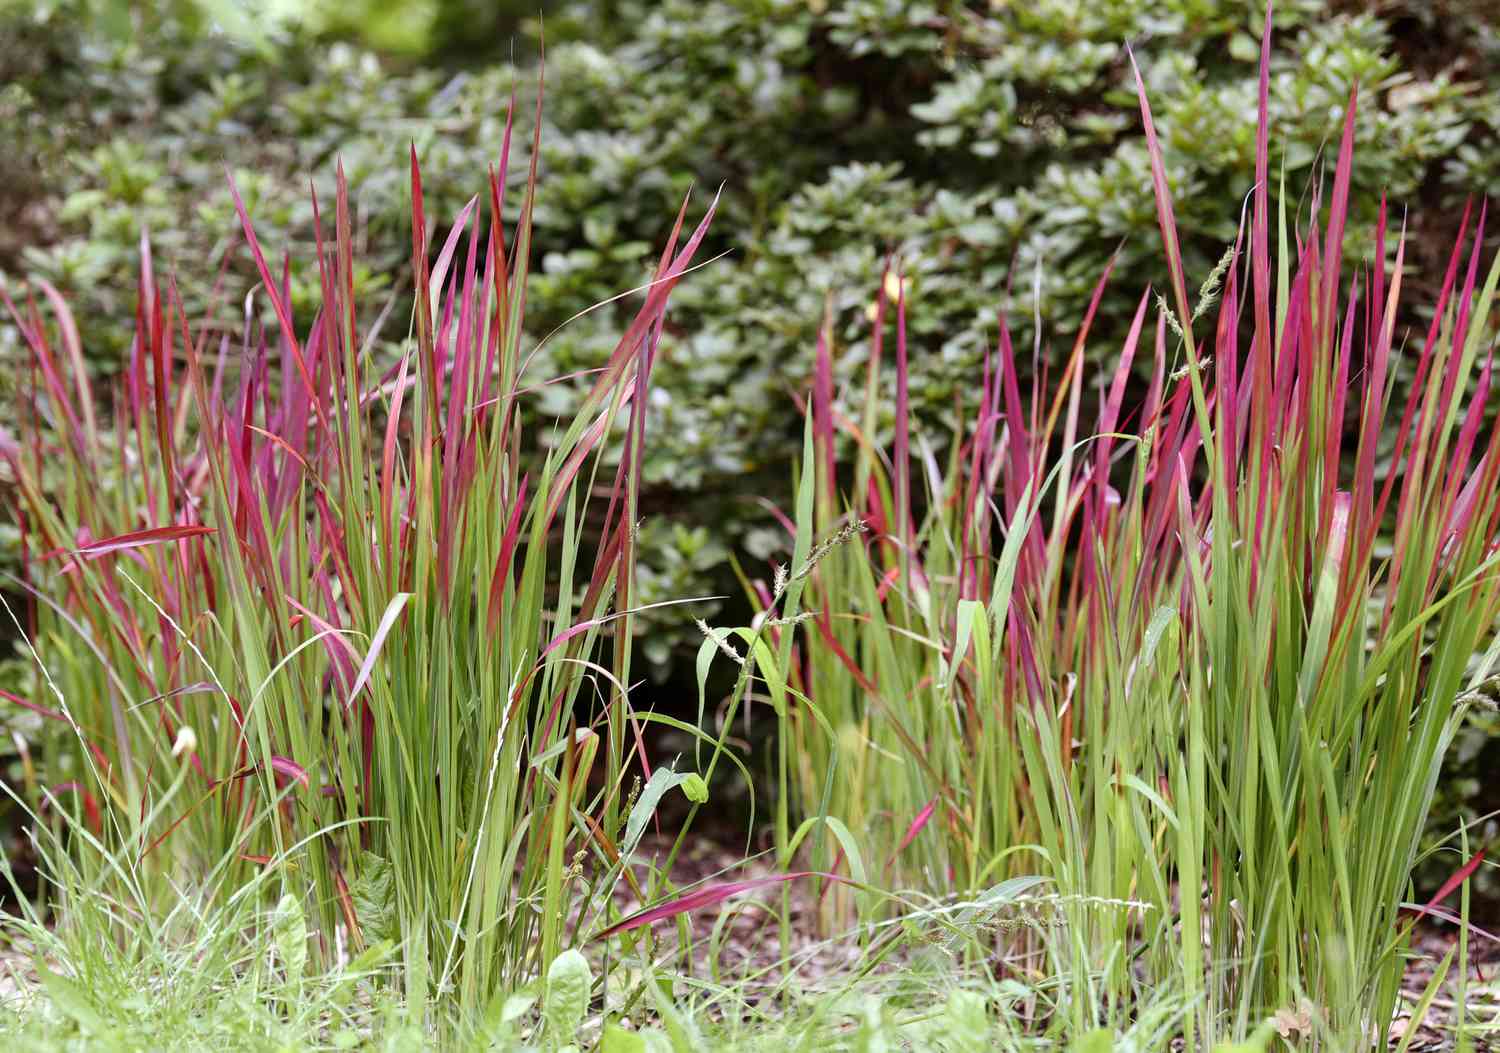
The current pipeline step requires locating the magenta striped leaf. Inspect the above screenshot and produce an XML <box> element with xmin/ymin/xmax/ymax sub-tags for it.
<box><xmin>594</xmin><ymin>871</ymin><xmax>846</xmax><ymax>940</ymax></box>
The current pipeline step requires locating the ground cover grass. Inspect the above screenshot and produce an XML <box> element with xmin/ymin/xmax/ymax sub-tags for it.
<box><xmin>719</xmin><ymin>22</ymin><xmax>1500</xmax><ymax>1046</ymax></box>
<box><xmin>1</xmin><ymin>4</ymin><xmax>1497</xmax><ymax>1050</ymax></box>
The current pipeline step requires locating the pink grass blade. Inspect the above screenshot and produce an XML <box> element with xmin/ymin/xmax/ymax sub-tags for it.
<box><xmin>0</xmin><ymin>286</ymin><xmax>86</xmax><ymax>457</ymax></box>
<box><xmin>485</xmin><ymin>474</ymin><xmax>530</xmax><ymax>636</ymax></box>
<box><xmin>0</xmin><ymin>688</ymin><xmax>69</xmax><ymax>724</ymax></box>
<box><xmin>1094</xmin><ymin>288</ymin><xmax>1151</xmax><ymax>506</ymax></box>
<box><xmin>813</xmin><ymin>302</ymin><xmax>837</xmax><ymax>505</ymax></box>
<box><xmin>594</xmin><ymin>872</ymin><xmax>846</xmax><ymax>940</ymax></box>
<box><xmin>1319</xmin><ymin>87</ymin><xmax>1359</xmax><ymax>343</ymax></box>
<box><xmin>35</xmin><ymin>280</ymin><xmax>96</xmax><ymax>453</ymax></box>
<box><xmin>225</xmin><ymin>168</ymin><xmax>326</xmax><ymax>433</ymax></box>
<box><xmin>41</xmin><ymin>525</ymin><xmax>216</xmax><ymax>566</ymax></box>
<box><xmin>1043</xmin><ymin>254</ymin><xmax>1116</xmax><ymax>443</ymax></box>
<box><xmin>380</xmin><ymin>347</ymin><xmax>413</xmax><ymax>587</ymax></box>
<box><xmin>268</xmin><ymin>755</ymin><xmax>311</xmax><ymax>791</ymax></box>
<box><xmin>1128</xmin><ymin>46</ymin><xmax>1195</xmax><ymax>357</ymax></box>
<box><xmin>888</xmin><ymin>797</ymin><xmax>938</xmax><ymax>869</ymax></box>
<box><xmin>1250</xmin><ymin>0</ymin><xmax>1274</xmax><ymax>403</ymax></box>
<box><xmin>344</xmin><ymin>592</ymin><xmax>412</xmax><ymax>711</ymax></box>
<box><xmin>894</xmin><ymin>275</ymin><xmax>912</xmax><ymax>580</ymax></box>
<box><xmin>1407</xmin><ymin>850</ymin><xmax>1488</xmax><ymax>925</ymax></box>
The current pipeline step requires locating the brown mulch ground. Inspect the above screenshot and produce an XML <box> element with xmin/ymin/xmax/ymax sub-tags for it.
<box><xmin>612</xmin><ymin>829</ymin><xmax>1500</xmax><ymax>1048</ymax></box>
<box><xmin>1389</xmin><ymin>924</ymin><xmax>1499</xmax><ymax>1050</ymax></box>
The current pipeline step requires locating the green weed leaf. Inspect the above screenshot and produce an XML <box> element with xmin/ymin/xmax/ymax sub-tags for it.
<box><xmin>272</xmin><ymin>892</ymin><xmax>308</xmax><ymax>981</ymax></box>
<box><xmin>349</xmin><ymin>852</ymin><xmax>399</xmax><ymax>945</ymax></box>
<box><xmin>544</xmin><ymin>949</ymin><xmax>591</xmax><ymax>1047</ymax></box>
<box><xmin>602</xmin><ymin>1023</ymin><xmax>647</xmax><ymax>1053</ymax></box>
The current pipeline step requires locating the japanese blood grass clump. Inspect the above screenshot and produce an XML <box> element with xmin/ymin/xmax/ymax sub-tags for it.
<box><xmin>2</xmin><ymin>96</ymin><xmax>719</xmax><ymax>1021</ymax></box>
<box><xmin>736</xmin><ymin>15</ymin><xmax>1500</xmax><ymax>1049</ymax></box>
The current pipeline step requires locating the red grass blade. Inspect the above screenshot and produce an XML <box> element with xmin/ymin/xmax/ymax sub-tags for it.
<box><xmin>894</xmin><ymin>275</ymin><xmax>912</xmax><ymax>572</ymax></box>
<box><xmin>1404</xmin><ymin>850</ymin><xmax>1488</xmax><ymax>925</ymax></box>
<box><xmin>268</xmin><ymin>755</ymin><xmax>311</xmax><ymax>790</ymax></box>
<box><xmin>41</xmin><ymin>525</ymin><xmax>215</xmax><ymax>565</ymax></box>
<box><xmin>0</xmin><ymin>286</ymin><xmax>86</xmax><ymax>457</ymax></box>
<box><xmin>1319</xmin><ymin>87</ymin><xmax>1359</xmax><ymax>342</ymax></box>
<box><xmin>0</xmin><ymin>688</ymin><xmax>68</xmax><ymax>724</ymax></box>
<box><xmin>485</xmin><ymin>474</ymin><xmax>530</xmax><ymax>636</ymax></box>
<box><xmin>1250</xmin><ymin>0</ymin><xmax>1274</xmax><ymax>388</ymax></box>
<box><xmin>888</xmin><ymin>796</ymin><xmax>938</xmax><ymax>868</ymax></box>
<box><xmin>1128</xmin><ymin>46</ymin><xmax>1195</xmax><ymax>354</ymax></box>
<box><xmin>594</xmin><ymin>872</ymin><xmax>845</xmax><ymax>940</ymax></box>
<box><xmin>225</xmin><ymin>169</ymin><xmax>326</xmax><ymax>432</ymax></box>
<box><xmin>46</xmin><ymin>783</ymin><xmax>102</xmax><ymax>833</ymax></box>
<box><xmin>813</xmin><ymin>302</ymin><xmax>837</xmax><ymax>504</ymax></box>
<box><xmin>35</xmin><ymin>280</ymin><xmax>96</xmax><ymax>452</ymax></box>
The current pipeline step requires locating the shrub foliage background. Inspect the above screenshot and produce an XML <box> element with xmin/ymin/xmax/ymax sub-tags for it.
<box><xmin>2</xmin><ymin>0</ymin><xmax>1498</xmax><ymax>894</ymax></box>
